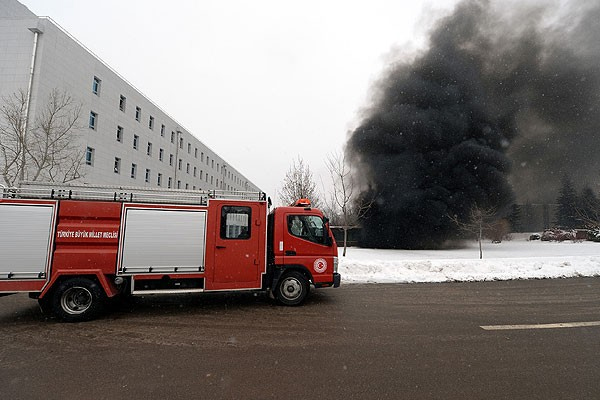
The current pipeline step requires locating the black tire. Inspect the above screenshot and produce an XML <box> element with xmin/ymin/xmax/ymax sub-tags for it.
<box><xmin>275</xmin><ymin>271</ymin><xmax>310</xmax><ymax>306</ymax></box>
<box><xmin>52</xmin><ymin>277</ymin><xmax>106</xmax><ymax>322</ymax></box>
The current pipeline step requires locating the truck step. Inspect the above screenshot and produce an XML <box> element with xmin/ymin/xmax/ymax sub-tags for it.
<box><xmin>131</xmin><ymin>277</ymin><xmax>204</xmax><ymax>295</ymax></box>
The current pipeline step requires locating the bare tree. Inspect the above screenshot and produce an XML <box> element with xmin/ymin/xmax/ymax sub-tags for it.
<box><xmin>449</xmin><ymin>205</ymin><xmax>498</xmax><ymax>259</ymax></box>
<box><xmin>325</xmin><ymin>151</ymin><xmax>354</xmax><ymax>256</ymax></box>
<box><xmin>0</xmin><ymin>88</ymin><xmax>83</xmax><ymax>186</ymax></box>
<box><xmin>574</xmin><ymin>186</ymin><xmax>600</xmax><ymax>228</ymax></box>
<box><xmin>279</xmin><ymin>156</ymin><xmax>321</xmax><ymax>207</ymax></box>
<box><xmin>0</xmin><ymin>90</ymin><xmax>27</xmax><ymax>186</ymax></box>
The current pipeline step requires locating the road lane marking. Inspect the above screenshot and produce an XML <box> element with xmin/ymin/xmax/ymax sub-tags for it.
<box><xmin>480</xmin><ymin>321</ymin><xmax>600</xmax><ymax>331</ymax></box>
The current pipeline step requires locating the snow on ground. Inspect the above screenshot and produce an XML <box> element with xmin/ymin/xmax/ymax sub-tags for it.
<box><xmin>339</xmin><ymin>236</ymin><xmax>600</xmax><ymax>284</ymax></box>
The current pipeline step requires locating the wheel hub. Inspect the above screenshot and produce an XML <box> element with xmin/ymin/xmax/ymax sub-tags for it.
<box><xmin>282</xmin><ymin>278</ymin><xmax>301</xmax><ymax>300</ymax></box>
<box><xmin>61</xmin><ymin>286</ymin><xmax>93</xmax><ymax>315</ymax></box>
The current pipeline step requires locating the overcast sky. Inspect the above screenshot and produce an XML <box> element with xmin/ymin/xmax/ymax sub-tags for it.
<box><xmin>19</xmin><ymin>0</ymin><xmax>459</xmax><ymax>202</ymax></box>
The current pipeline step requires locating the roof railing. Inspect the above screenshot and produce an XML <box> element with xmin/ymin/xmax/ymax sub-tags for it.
<box><xmin>1</xmin><ymin>182</ymin><xmax>266</xmax><ymax>205</ymax></box>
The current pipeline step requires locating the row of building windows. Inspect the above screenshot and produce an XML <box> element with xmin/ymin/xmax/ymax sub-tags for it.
<box><xmin>89</xmin><ymin>112</ymin><xmax>238</xmax><ymax>179</ymax></box>
<box><xmin>111</xmin><ymin>157</ymin><xmax>233</xmax><ymax>190</ymax></box>
<box><xmin>91</xmin><ymin>75</ymin><xmax>225</xmax><ymax>166</ymax></box>
<box><xmin>88</xmin><ymin>76</ymin><xmax>249</xmax><ymax>189</ymax></box>
<box><xmin>112</xmin><ymin>122</ymin><xmax>244</xmax><ymax>185</ymax></box>
<box><xmin>93</xmin><ymin>75</ymin><xmax>180</xmax><ymax>143</ymax></box>
<box><xmin>86</xmin><ymin>146</ymin><xmax>241</xmax><ymax>190</ymax></box>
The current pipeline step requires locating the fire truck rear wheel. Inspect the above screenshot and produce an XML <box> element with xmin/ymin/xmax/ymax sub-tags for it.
<box><xmin>52</xmin><ymin>277</ymin><xmax>105</xmax><ymax>322</ymax></box>
<box><xmin>275</xmin><ymin>271</ymin><xmax>309</xmax><ymax>306</ymax></box>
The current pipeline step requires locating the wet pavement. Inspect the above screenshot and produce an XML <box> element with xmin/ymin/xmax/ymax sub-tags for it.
<box><xmin>1</xmin><ymin>278</ymin><xmax>600</xmax><ymax>399</ymax></box>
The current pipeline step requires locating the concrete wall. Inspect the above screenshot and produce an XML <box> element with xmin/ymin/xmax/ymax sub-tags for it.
<box><xmin>0</xmin><ymin>0</ymin><xmax>259</xmax><ymax>192</ymax></box>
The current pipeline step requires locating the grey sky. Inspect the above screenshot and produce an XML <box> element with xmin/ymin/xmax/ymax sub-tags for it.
<box><xmin>19</xmin><ymin>0</ymin><xmax>458</xmax><ymax>200</ymax></box>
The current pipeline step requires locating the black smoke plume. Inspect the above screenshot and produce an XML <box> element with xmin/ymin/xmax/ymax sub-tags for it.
<box><xmin>347</xmin><ymin>0</ymin><xmax>600</xmax><ymax>249</ymax></box>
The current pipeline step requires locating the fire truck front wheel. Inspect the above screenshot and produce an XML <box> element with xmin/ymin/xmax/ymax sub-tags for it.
<box><xmin>52</xmin><ymin>278</ymin><xmax>106</xmax><ymax>322</ymax></box>
<box><xmin>275</xmin><ymin>271</ymin><xmax>310</xmax><ymax>306</ymax></box>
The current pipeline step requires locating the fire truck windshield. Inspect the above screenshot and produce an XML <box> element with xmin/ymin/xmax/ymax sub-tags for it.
<box><xmin>287</xmin><ymin>215</ymin><xmax>326</xmax><ymax>245</ymax></box>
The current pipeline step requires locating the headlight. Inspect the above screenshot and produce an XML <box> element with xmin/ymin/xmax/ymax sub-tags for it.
<box><xmin>333</xmin><ymin>257</ymin><xmax>338</xmax><ymax>273</ymax></box>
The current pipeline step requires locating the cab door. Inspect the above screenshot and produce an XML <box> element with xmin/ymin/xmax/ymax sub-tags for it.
<box><xmin>212</xmin><ymin>203</ymin><xmax>262</xmax><ymax>288</ymax></box>
<box><xmin>282</xmin><ymin>212</ymin><xmax>334</xmax><ymax>282</ymax></box>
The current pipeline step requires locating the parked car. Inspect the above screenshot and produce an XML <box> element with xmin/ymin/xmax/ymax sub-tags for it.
<box><xmin>541</xmin><ymin>228</ymin><xmax>576</xmax><ymax>242</ymax></box>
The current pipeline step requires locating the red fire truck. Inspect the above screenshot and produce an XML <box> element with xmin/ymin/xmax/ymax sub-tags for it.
<box><xmin>0</xmin><ymin>182</ymin><xmax>340</xmax><ymax>322</ymax></box>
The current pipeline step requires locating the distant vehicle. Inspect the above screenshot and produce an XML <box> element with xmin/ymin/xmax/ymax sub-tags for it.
<box><xmin>529</xmin><ymin>233</ymin><xmax>541</xmax><ymax>241</ymax></box>
<box><xmin>0</xmin><ymin>183</ymin><xmax>340</xmax><ymax>322</ymax></box>
<box><xmin>541</xmin><ymin>228</ymin><xmax>576</xmax><ymax>242</ymax></box>
<box><xmin>588</xmin><ymin>228</ymin><xmax>600</xmax><ymax>242</ymax></box>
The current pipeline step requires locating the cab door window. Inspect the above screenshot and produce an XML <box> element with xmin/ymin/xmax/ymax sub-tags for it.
<box><xmin>287</xmin><ymin>215</ymin><xmax>325</xmax><ymax>244</ymax></box>
<box><xmin>221</xmin><ymin>206</ymin><xmax>251</xmax><ymax>239</ymax></box>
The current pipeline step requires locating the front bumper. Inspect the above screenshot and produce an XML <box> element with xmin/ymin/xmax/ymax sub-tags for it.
<box><xmin>314</xmin><ymin>273</ymin><xmax>341</xmax><ymax>289</ymax></box>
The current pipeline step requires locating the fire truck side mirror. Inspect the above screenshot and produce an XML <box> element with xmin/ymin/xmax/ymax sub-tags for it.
<box><xmin>323</xmin><ymin>217</ymin><xmax>332</xmax><ymax>246</ymax></box>
<box><xmin>325</xmin><ymin>235</ymin><xmax>332</xmax><ymax>246</ymax></box>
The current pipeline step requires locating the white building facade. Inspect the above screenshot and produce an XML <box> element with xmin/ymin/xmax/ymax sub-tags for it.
<box><xmin>0</xmin><ymin>0</ymin><xmax>259</xmax><ymax>192</ymax></box>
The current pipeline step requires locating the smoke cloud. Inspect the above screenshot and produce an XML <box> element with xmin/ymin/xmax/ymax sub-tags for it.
<box><xmin>347</xmin><ymin>0</ymin><xmax>600</xmax><ymax>249</ymax></box>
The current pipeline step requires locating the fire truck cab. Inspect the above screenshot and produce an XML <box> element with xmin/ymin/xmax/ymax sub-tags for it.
<box><xmin>0</xmin><ymin>183</ymin><xmax>340</xmax><ymax>322</ymax></box>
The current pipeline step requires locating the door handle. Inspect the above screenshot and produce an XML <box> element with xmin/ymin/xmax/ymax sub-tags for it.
<box><xmin>216</xmin><ymin>245</ymin><xmax>226</xmax><ymax>249</ymax></box>
<box><xmin>285</xmin><ymin>250</ymin><xmax>296</xmax><ymax>256</ymax></box>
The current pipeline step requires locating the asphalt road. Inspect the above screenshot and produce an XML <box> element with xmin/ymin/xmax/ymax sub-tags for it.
<box><xmin>1</xmin><ymin>278</ymin><xmax>600</xmax><ymax>399</ymax></box>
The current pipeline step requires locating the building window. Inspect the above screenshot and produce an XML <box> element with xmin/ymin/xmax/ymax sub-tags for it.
<box><xmin>116</xmin><ymin>126</ymin><xmax>124</xmax><ymax>142</ymax></box>
<box><xmin>157</xmin><ymin>173</ymin><xmax>163</xmax><ymax>186</ymax></box>
<box><xmin>200</xmin><ymin>170</ymin><xmax>203</xmax><ymax>179</ymax></box>
<box><xmin>131</xmin><ymin>163</ymin><xmax>137</xmax><ymax>179</ymax></box>
<box><xmin>159</xmin><ymin>148</ymin><xmax>164</xmax><ymax>162</ymax></box>
<box><xmin>178</xmin><ymin>159</ymin><xmax>182</xmax><ymax>171</ymax></box>
<box><xmin>145</xmin><ymin>168</ymin><xmax>151</xmax><ymax>183</ymax></box>
<box><xmin>147</xmin><ymin>142</ymin><xmax>152</xmax><ymax>156</ymax></box>
<box><xmin>186</xmin><ymin>163</ymin><xmax>190</xmax><ymax>174</ymax></box>
<box><xmin>193</xmin><ymin>166</ymin><xmax>197</xmax><ymax>177</ymax></box>
<box><xmin>114</xmin><ymin>157</ymin><xmax>121</xmax><ymax>174</ymax></box>
<box><xmin>135</xmin><ymin>106</ymin><xmax>141</xmax><ymax>122</ymax></box>
<box><xmin>119</xmin><ymin>95</ymin><xmax>126</xmax><ymax>112</ymax></box>
<box><xmin>89</xmin><ymin>111</ymin><xmax>97</xmax><ymax>130</ymax></box>
<box><xmin>179</xmin><ymin>137</ymin><xmax>184</xmax><ymax>149</ymax></box>
<box><xmin>149</xmin><ymin>116</ymin><xmax>154</xmax><ymax>130</ymax></box>
<box><xmin>168</xmin><ymin>177</ymin><xmax>172</xmax><ymax>188</ymax></box>
<box><xmin>211</xmin><ymin>160</ymin><xmax>214</xmax><ymax>169</ymax></box>
<box><xmin>92</xmin><ymin>76</ymin><xmax>101</xmax><ymax>95</ymax></box>
<box><xmin>177</xmin><ymin>180</ymin><xmax>181</xmax><ymax>189</ymax></box>
<box><xmin>169</xmin><ymin>154</ymin><xmax>174</xmax><ymax>166</ymax></box>
<box><xmin>133</xmin><ymin>135</ymin><xmax>139</xmax><ymax>150</ymax></box>
<box><xmin>194</xmin><ymin>148</ymin><xmax>198</xmax><ymax>158</ymax></box>
<box><xmin>85</xmin><ymin>147</ymin><xmax>94</xmax><ymax>166</ymax></box>
<box><xmin>161</xmin><ymin>124</ymin><xmax>165</xmax><ymax>137</ymax></box>
<box><xmin>187</xmin><ymin>143</ymin><xmax>191</xmax><ymax>154</ymax></box>
<box><xmin>171</xmin><ymin>131</ymin><xmax>175</xmax><ymax>144</ymax></box>
<box><xmin>201</xmin><ymin>152</ymin><xmax>204</xmax><ymax>162</ymax></box>
<box><xmin>185</xmin><ymin>183</ymin><xmax>189</xmax><ymax>190</ymax></box>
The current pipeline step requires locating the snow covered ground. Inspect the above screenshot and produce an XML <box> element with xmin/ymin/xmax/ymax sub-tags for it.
<box><xmin>339</xmin><ymin>235</ymin><xmax>600</xmax><ymax>283</ymax></box>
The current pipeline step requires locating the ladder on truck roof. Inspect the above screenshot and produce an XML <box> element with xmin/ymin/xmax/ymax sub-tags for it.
<box><xmin>1</xmin><ymin>181</ymin><xmax>267</xmax><ymax>206</ymax></box>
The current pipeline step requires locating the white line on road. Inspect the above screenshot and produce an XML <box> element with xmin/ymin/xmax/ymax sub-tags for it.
<box><xmin>480</xmin><ymin>321</ymin><xmax>600</xmax><ymax>331</ymax></box>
